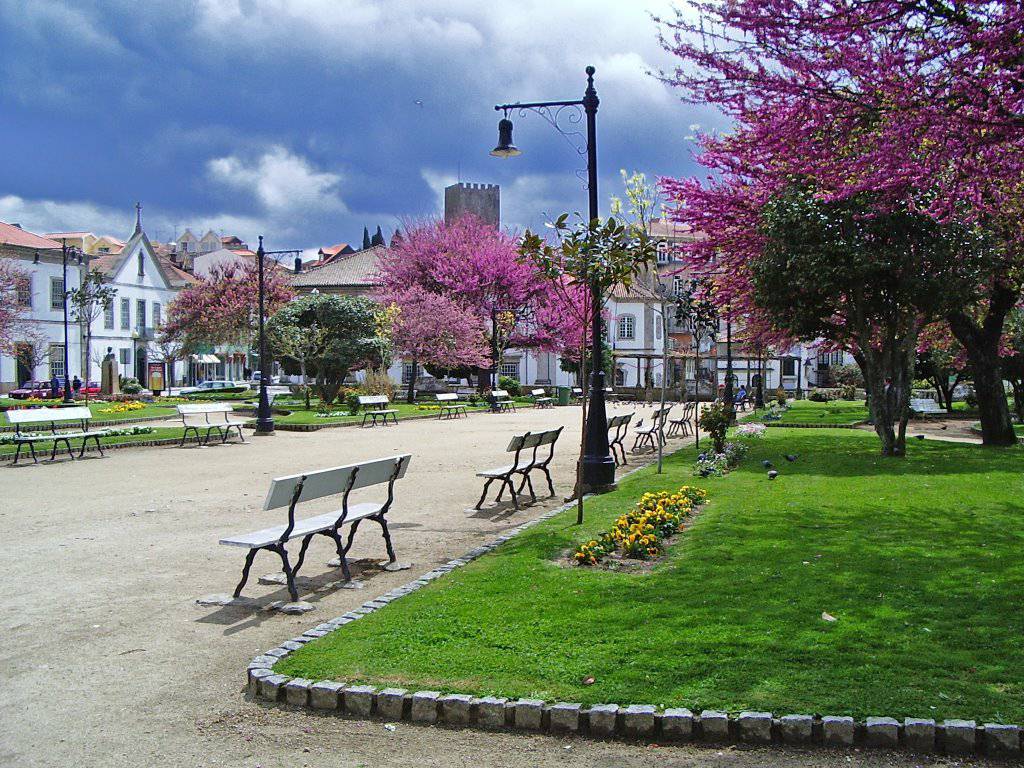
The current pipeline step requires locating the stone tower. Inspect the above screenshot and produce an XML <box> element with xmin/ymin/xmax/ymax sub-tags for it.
<box><xmin>444</xmin><ymin>182</ymin><xmax>500</xmax><ymax>227</ymax></box>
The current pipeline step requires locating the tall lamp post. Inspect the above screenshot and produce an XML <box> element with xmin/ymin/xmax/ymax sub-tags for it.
<box><xmin>491</xmin><ymin>65</ymin><xmax>615</xmax><ymax>491</ymax></box>
<box><xmin>253</xmin><ymin>237</ymin><xmax>302</xmax><ymax>436</ymax></box>
<box><xmin>60</xmin><ymin>239</ymin><xmax>81</xmax><ymax>404</ymax></box>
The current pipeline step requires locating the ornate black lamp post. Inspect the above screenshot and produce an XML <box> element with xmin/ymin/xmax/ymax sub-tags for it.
<box><xmin>491</xmin><ymin>65</ymin><xmax>615</xmax><ymax>491</ymax></box>
<box><xmin>253</xmin><ymin>238</ymin><xmax>302</xmax><ymax>435</ymax></box>
<box><xmin>60</xmin><ymin>239</ymin><xmax>82</xmax><ymax>404</ymax></box>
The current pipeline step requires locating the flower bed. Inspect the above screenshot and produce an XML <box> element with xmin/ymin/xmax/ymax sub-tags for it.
<box><xmin>573</xmin><ymin>486</ymin><xmax>707</xmax><ymax>566</ymax></box>
<box><xmin>99</xmin><ymin>401</ymin><xmax>146</xmax><ymax>414</ymax></box>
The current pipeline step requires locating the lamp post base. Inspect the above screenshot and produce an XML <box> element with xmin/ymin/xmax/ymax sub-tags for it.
<box><xmin>253</xmin><ymin>419</ymin><xmax>275</xmax><ymax>436</ymax></box>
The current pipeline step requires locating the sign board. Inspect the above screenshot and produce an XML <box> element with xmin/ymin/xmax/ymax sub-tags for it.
<box><xmin>148</xmin><ymin>362</ymin><xmax>165</xmax><ymax>393</ymax></box>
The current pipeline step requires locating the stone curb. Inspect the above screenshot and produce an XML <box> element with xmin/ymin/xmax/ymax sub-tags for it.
<box><xmin>243</xmin><ymin>445</ymin><xmax>1021</xmax><ymax>757</ymax></box>
<box><xmin>763</xmin><ymin>422</ymin><xmax>864</xmax><ymax>429</ymax></box>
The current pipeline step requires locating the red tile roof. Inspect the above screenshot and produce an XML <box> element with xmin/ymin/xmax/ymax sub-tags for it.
<box><xmin>0</xmin><ymin>221</ymin><xmax>62</xmax><ymax>249</ymax></box>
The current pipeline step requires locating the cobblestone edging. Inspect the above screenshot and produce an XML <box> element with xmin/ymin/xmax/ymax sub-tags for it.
<box><xmin>242</xmin><ymin>452</ymin><xmax>1022</xmax><ymax>757</ymax></box>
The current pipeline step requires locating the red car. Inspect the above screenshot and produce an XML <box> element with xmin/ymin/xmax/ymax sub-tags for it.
<box><xmin>9</xmin><ymin>379</ymin><xmax>101</xmax><ymax>399</ymax></box>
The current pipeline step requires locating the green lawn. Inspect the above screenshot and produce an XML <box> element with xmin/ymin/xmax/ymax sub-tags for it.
<box><xmin>744</xmin><ymin>398</ymin><xmax>869</xmax><ymax>425</ymax></box>
<box><xmin>277</xmin><ymin>428</ymin><xmax>1024</xmax><ymax>721</ymax></box>
<box><xmin>0</xmin><ymin>401</ymin><xmax>179</xmax><ymax>424</ymax></box>
<box><xmin>271</xmin><ymin>399</ymin><xmax>529</xmax><ymax>425</ymax></box>
<box><xmin>0</xmin><ymin>426</ymin><xmax>186</xmax><ymax>457</ymax></box>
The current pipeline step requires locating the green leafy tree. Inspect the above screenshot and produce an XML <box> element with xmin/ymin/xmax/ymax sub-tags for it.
<box><xmin>68</xmin><ymin>269</ymin><xmax>117</xmax><ymax>400</ymax></box>
<box><xmin>266</xmin><ymin>294</ymin><xmax>382</xmax><ymax>405</ymax></box>
<box><xmin>752</xmin><ymin>188</ymin><xmax>988</xmax><ymax>456</ymax></box>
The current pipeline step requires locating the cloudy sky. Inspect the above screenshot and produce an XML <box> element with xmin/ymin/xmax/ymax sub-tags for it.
<box><xmin>0</xmin><ymin>1</ymin><xmax>715</xmax><ymax>252</ymax></box>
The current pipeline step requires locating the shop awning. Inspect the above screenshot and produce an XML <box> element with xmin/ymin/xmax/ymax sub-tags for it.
<box><xmin>190</xmin><ymin>354</ymin><xmax>221</xmax><ymax>364</ymax></box>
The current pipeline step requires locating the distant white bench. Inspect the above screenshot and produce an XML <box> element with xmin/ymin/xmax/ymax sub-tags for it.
<box><xmin>177</xmin><ymin>403</ymin><xmax>247</xmax><ymax>447</ymax></box>
<box><xmin>4</xmin><ymin>406</ymin><xmax>111</xmax><ymax>465</ymax></box>
<box><xmin>219</xmin><ymin>454</ymin><xmax>412</xmax><ymax>603</ymax></box>
<box><xmin>910</xmin><ymin>397</ymin><xmax>945</xmax><ymax>415</ymax></box>
<box><xmin>571</xmin><ymin>387</ymin><xmax>583</xmax><ymax>403</ymax></box>
<box><xmin>435</xmin><ymin>392</ymin><xmax>468</xmax><ymax>420</ymax></box>
<box><xmin>358</xmin><ymin>394</ymin><xmax>397</xmax><ymax>427</ymax></box>
<box><xmin>490</xmin><ymin>389</ymin><xmax>516</xmax><ymax>413</ymax></box>
<box><xmin>530</xmin><ymin>388</ymin><xmax>554</xmax><ymax>408</ymax></box>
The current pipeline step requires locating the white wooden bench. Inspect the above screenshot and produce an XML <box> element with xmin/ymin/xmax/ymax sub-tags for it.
<box><xmin>571</xmin><ymin>386</ymin><xmax>583</xmax><ymax>403</ymax></box>
<box><xmin>530</xmin><ymin>388</ymin><xmax>554</xmax><ymax>408</ymax></box>
<box><xmin>220</xmin><ymin>454</ymin><xmax>412</xmax><ymax>603</ymax></box>
<box><xmin>358</xmin><ymin>394</ymin><xmax>398</xmax><ymax>427</ymax></box>
<box><xmin>910</xmin><ymin>397</ymin><xmax>945</xmax><ymax>415</ymax></box>
<box><xmin>4</xmin><ymin>406</ymin><xmax>111</xmax><ymax>465</ymax></box>
<box><xmin>177</xmin><ymin>403</ymin><xmax>248</xmax><ymax>447</ymax></box>
<box><xmin>474</xmin><ymin>427</ymin><xmax>562</xmax><ymax>511</ymax></box>
<box><xmin>435</xmin><ymin>392</ymin><xmax>468</xmax><ymax>420</ymax></box>
<box><xmin>489</xmin><ymin>388</ymin><xmax>516</xmax><ymax>413</ymax></box>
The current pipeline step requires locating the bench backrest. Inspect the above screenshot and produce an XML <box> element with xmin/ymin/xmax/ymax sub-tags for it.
<box><xmin>177</xmin><ymin>402</ymin><xmax>233</xmax><ymax>414</ymax></box>
<box><xmin>537</xmin><ymin>426</ymin><xmax>562</xmax><ymax>447</ymax></box>
<box><xmin>264</xmin><ymin>454</ymin><xmax>412</xmax><ymax>510</ymax></box>
<box><xmin>491</xmin><ymin>389</ymin><xmax>510</xmax><ymax>400</ymax></box>
<box><xmin>571</xmin><ymin>387</ymin><xmax>583</xmax><ymax>395</ymax></box>
<box><xmin>505</xmin><ymin>433</ymin><xmax>528</xmax><ymax>452</ymax></box>
<box><xmin>358</xmin><ymin>394</ymin><xmax>389</xmax><ymax>406</ymax></box>
<box><xmin>607</xmin><ymin>413</ymin><xmax>629</xmax><ymax>429</ymax></box>
<box><xmin>530</xmin><ymin>388</ymin><xmax>546</xmax><ymax>396</ymax></box>
<box><xmin>6</xmin><ymin>406</ymin><xmax>91</xmax><ymax>425</ymax></box>
<box><xmin>435</xmin><ymin>393</ymin><xmax>459</xmax><ymax>402</ymax></box>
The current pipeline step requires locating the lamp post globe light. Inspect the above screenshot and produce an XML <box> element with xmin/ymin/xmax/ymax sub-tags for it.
<box><xmin>491</xmin><ymin>65</ymin><xmax>615</xmax><ymax>491</ymax></box>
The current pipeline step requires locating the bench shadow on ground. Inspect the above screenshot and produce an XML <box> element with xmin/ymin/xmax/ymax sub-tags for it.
<box><xmin>195</xmin><ymin>557</ymin><xmax>395</xmax><ymax>635</ymax></box>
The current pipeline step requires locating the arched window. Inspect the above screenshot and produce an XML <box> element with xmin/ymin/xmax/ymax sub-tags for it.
<box><xmin>617</xmin><ymin>314</ymin><xmax>635</xmax><ymax>341</ymax></box>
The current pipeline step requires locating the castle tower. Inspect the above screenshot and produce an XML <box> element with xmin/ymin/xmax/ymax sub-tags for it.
<box><xmin>444</xmin><ymin>182</ymin><xmax>500</xmax><ymax>227</ymax></box>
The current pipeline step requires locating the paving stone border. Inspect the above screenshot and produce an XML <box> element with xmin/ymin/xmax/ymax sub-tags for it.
<box><xmin>243</xmin><ymin>448</ymin><xmax>1022</xmax><ymax>757</ymax></box>
<box><xmin>763</xmin><ymin>422</ymin><xmax>865</xmax><ymax>429</ymax></box>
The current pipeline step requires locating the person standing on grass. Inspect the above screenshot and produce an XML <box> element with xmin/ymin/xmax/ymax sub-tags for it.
<box><xmin>72</xmin><ymin>376</ymin><xmax>82</xmax><ymax>397</ymax></box>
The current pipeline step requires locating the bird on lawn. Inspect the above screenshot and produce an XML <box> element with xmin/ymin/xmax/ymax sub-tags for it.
<box><xmin>768</xmin><ymin>470</ymin><xmax>778</xmax><ymax>480</ymax></box>
<box><xmin>915</xmin><ymin>434</ymin><xmax>925</xmax><ymax>440</ymax></box>
<box><xmin>784</xmin><ymin>454</ymin><xmax>798</xmax><ymax>462</ymax></box>
<box><xmin>762</xmin><ymin>459</ymin><xmax>773</xmax><ymax>468</ymax></box>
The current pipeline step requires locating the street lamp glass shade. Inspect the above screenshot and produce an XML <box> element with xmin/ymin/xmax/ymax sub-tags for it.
<box><xmin>490</xmin><ymin>118</ymin><xmax>521</xmax><ymax>158</ymax></box>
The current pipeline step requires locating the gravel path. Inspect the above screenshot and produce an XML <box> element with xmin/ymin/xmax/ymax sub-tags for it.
<box><xmin>0</xmin><ymin>405</ymin><xmax>993</xmax><ymax>767</ymax></box>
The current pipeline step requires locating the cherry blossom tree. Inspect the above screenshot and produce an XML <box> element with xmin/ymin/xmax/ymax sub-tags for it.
<box><xmin>0</xmin><ymin>256</ymin><xmax>28</xmax><ymax>352</ymax></box>
<box><xmin>161</xmin><ymin>261</ymin><xmax>293</xmax><ymax>351</ymax></box>
<box><xmin>658</xmin><ymin>0</ymin><xmax>1024</xmax><ymax>448</ymax></box>
<box><xmin>376</xmin><ymin>215</ymin><xmax>584</xmax><ymax>390</ymax></box>
<box><xmin>384</xmin><ymin>286</ymin><xmax>491</xmax><ymax>403</ymax></box>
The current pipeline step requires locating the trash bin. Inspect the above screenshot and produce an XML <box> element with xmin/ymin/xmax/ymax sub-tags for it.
<box><xmin>557</xmin><ymin>386</ymin><xmax>571</xmax><ymax>406</ymax></box>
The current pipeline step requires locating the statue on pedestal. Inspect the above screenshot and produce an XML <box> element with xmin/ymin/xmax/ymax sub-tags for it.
<box><xmin>100</xmin><ymin>347</ymin><xmax>120</xmax><ymax>396</ymax></box>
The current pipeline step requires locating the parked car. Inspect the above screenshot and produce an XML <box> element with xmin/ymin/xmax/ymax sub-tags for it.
<box><xmin>9</xmin><ymin>380</ymin><xmax>58</xmax><ymax>399</ymax></box>
<box><xmin>250</xmin><ymin>371</ymin><xmax>280</xmax><ymax>385</ymax></box>
<box><xmin>9</xmin><ymin>380</ymin><xmax>102</xmax><ymax>399</ymax></box>
<box><xmin>178</xmin><ymin>380</ymin><xmax>251</xmax><ymax>396</ymax></box>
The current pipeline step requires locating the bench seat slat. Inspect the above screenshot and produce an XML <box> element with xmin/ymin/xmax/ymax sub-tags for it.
<box><xmin>219</xmin><ymin>502</ymin><xmax>384</xmax><ymax>548</ymax></box>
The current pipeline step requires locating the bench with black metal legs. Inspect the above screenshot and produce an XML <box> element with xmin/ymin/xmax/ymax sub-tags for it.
<box><xmin>530</xmin><ymin>388</ymin><xmax>554</xmax><ymax>408</ymax></box>
<box><xmin>632</xmin><ymin>406</ymin><xmax>670</xmax><ymax>453</ymax></box>
<box><xmin>219</xmin><ymin>454</ymin><xmax>412</xmax><ymax>603</ymax></box>
<box><xmin>435</xmin><ymin>392</ymin><xmax>468</xmax><ymax>419</ymax></box>
<box><xmin>607</xmin><ymin>413</ymin><xmax>634</xmax><ymax>466</ymax></box>
<box><xmin>177</xmin><ymin>403</ymin><xmax>247</xmax><ymax>447</ymax></box>
<box><xmin>667</xmin><ymin>401</ymin><xmax>697</xmax><ymax>438</ymax></box>
<box><xmin>515</xmin><ymin>426</ymin><xmax>562</xmax><ymax>500</ymax></box>
<box><xmin>475</xmin><ymin>432</ymin><xmax>530</xmax><ymax>511</ymax></box>
<box><xmin>4</xmin><ymin>406</ymin><xmax>111</xmax><ymax>465</ymax></box>
<box><xmin>489</xmin><ymin>388</ymin><xmax>516</xmax><ymax>413</ymax></box>
<box><xmin>358</xmin><ymin>395</ymin><xmax>398</xmax><ymax>426</ymax></box>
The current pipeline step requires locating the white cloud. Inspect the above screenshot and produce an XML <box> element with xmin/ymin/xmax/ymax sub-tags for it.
<box><xmin>206</xmin><ymin>145</ymin><xmax>347</xmax><ymax>215</ymax></box>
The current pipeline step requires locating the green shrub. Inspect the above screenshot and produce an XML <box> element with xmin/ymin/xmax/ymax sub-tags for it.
<box><xmin>840</xmin><ymin>383</ymin><xmax>856</xmax><ymax>400</ymax></box>
<box><xmin>120</xmin><ymin>377</ymin><xmax>143</xmax><ymax>395</ymax></box>
<box><xmin>359</xmin><ymin>368</ymin><xmax>395</xmax><ymax>399</ymax></box>
<box><xmin>775</xmin><ymin>386</ymin><xmax>787</xmax><ymax>407</ymax></box>
<box><xmin>699</xmin><ymin>401</ymin><xmax>730</xmax><ymax>453</ymax></box>
<box><xmin>809</xmin><ymin>390</ymin><xmax>829</xmax><ymax>402</ymax></box>
<box><xmin>498</xmin><ymin>376</ymin><xmax>522</xmax><ymax>396</ymax></box>
<box><xmin>345</xmin><ymin>391</ymin><xmax>361</xmax><ymax>415</ymax></box>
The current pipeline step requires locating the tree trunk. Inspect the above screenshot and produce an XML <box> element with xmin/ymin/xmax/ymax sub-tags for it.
<box><xmin>406</xmin><ymin>358</ymin><xmax>417</xmax><ymax>404</ymax></box>
<box><xmin>299</xmin><ymin>355</ymin><xmax>310</xmax><ymax>409</ymax></box>
<box><xmin>83</xmin><ymin>331</ymin><xmax>91</xmax><ymax>403</ymax></box>
<box><xmin>575</xmin><ymin>338</ymin><xmax>588</xmax><ymax>525</ymax></box>
<box><xmin>947</xmin><ymin>286</ymin><xmax>1016</xmax><ymax>446</ymax></box>
<box><xmin>858</xmin><ymin>336</ymin><xmax>914</xmax><ymax>457</ymax></box>
<box><xmin>1011</xmin><ymin>378</ymin><xmax>1024</xmax><ymax>423</ymax></box>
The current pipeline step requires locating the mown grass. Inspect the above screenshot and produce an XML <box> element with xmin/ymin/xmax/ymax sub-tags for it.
<box><xmin>278</xmin><ymin>428</ymin><xmax>1024</xmax><ymax>721</ymax></box>
<box><xmin>744</xmin><ymin>399</ymin><xmax>869</xmax><ymax>425</ymax></box>
<box><xmin>0</xmin><ymin>426</ymin><xmax>187</xmax><ymax>457</ymax></box>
